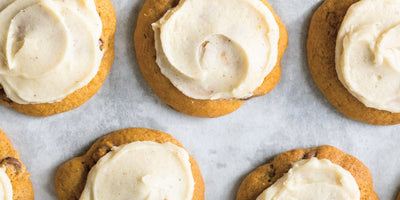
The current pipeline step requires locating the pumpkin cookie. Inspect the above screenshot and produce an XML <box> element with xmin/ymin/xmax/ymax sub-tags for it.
<box><xmin>0</xmin><ymin>129</ymin><xmax>34</xmax><ymax>200</ymax></box>
<box><xmin>307</xmin><ymin>0</ymin><xmax>400</xmax><ymax>125</ymax></box>
<box><xmin>55</xmin><ymin>128</ymin><xmax>204</xmax><ymax>200</ymax></box>
<box><xmin>134</xmin><ymin>0</ymin><xmax>288</xmax><ymax>118</ymax></box>
<box><xmin>0</xmin><ymin>0</ymin><xmax>116</xmax><ymax>117</ymax></box>
<box><xmin>237</xmin><ymin>145</ymin><xmax>378</xmax><ymax>200</ymax></box>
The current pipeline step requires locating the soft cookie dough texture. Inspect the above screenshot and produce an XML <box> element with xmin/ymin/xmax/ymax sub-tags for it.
<box><xmin>307</xmin><ymin>0</ymin><xmax>400</xmax><ymax>125</ymax></box>
<box><xmin>55</xmin><ymin>128</ymin><xmax>205</xmax><ymax>200</ymax></box>
<box><xmin>0</xmin><ymin>129</ymin><xmax>33</xmax><ymax>200</ymax></box>
<box><xmin>236</xmin><ymin>146</ymin><xmax>379</xmax><ymax>200</ymax></box>
<box><xmin>0</xmin><ymin>0</ymin><xmax>116</xmax><ymax>117</ymax></box>
<box><xmin>134</xmin><ymin>0</ymin><xmax>288</xmax><ymax>118</ymax></box>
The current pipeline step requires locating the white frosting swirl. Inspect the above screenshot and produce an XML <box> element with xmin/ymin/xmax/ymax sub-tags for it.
<box><xmin>257</xmin><ymin>158</ymin><xmax>360</xmax><ymax>200</ymax></box>
<box><xmin>0</xmin><ymin>167</ymin><xmax>12</xmax><ymax>200</ymax></box>
<box><xmin>0</xmin><ymin>0</ymin><xmax>103</xmax><ymax>104</ymax></box>
<box><xmin>336</xmin><ymin>0</ymin><xmax>400</xmax><ymax>112</ymax></box>
<box><xmin>152</xmin><ymin>0</ymin><xmax>279</xmax><ymax>99</ymax></box>
<box><xmin>80</xmin><ymin>141</ymin><xmax>195</xmax><ymax>200</ymax></box>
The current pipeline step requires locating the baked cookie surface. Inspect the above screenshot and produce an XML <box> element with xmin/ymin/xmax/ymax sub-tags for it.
<box><xmin>0</xmin><ymin>129</ymin><xmax>34</xmax><ymax>200</ymax></box>
<box><xmin>54</xmin><ymin>128</ymin><xmax>205</xmax><ymax>200</ymax></box>
<box><xmin>134</xmin><ymin>0</ymin><xmax>288</xmax><ymax>118</ymax></box>
<box><xmin>236</xmin><ymin>145</ymin><xmax>378</xmax><ymax>200</ymax></box>
<box><xmin>307</xmin><ymin>0</ymin><xmax>400</xmax><ymax>125</ymax></box>
<box><xmin>0</xmin><ymin>0</ymin><xmax>116</xmax><ymax>117</ymax></box>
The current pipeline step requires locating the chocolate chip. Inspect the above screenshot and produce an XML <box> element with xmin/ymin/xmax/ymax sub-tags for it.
<box><xmin>0</xmin><ymin>88</ymin><xmax>13</xmax><ymax>104</ymax></box>
<box><xmin>99</xmin><ymin>39</ymin><xmax>104</xmax><ymax>50</ymax></box>
<box><xmin>2</xmin><ymin>157</ymin><xmax>21</xmax><ymax>169</ymax></box>
<box><xmin>303</xmin><ymin>150</ymin><xmax>317</xmax><ymax>159</ymax></box>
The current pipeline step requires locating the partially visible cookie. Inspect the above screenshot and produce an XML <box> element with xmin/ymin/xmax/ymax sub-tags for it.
<box><xmin>236</xmin><ymin>145</ymin><xmax>378</xmax><ymax>200</ymax></box>
<box><xmin>307</xmin><ymin>0</ymin><xmax>400</xmax><ymax>125</ymax></box>
<box><xmin>0</xmin><ymin>129</ymin><xmax>34</xmax><ymax>200</ymax></box>
<box><xmin>134</xmin><ymin>0</ymin><xmax>288</xmax><ymax>118</ymax></box>
<box><xmin>55</xmin><ymin>128</ymin><xmax>204</xmax><ymax>200</ymax></box>
<box><xmin>0</xmin><ymin>0</ymin><xmax>116</xmax><ymax>117</ymax></box>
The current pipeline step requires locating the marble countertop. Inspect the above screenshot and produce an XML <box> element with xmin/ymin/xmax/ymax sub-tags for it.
<box><xmin>0</xmin><ymin>0</ymin><xmax>398</xmax><ymax>199</ymax></box>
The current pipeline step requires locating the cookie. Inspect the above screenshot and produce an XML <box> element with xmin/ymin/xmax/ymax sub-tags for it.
<box><xmin>236</xmin><ymin>145</ymin><xmax>378</xmax><ymax>200</ymax></box>
<box><xmin>307</xmin><ymin>0</ymin><xmax>400</xmax><ymax>125</ymax></box>
<box><xmin>0</xmin><ymin>0</ymin><xmax>116</xmax><ymax>117</ymax></box>
<box><xmin>55</xmin><ymin>128</ymin><xmax>205</xmax><ymax>200</ymax></box>
<box><xmin>134</xmin><ymin>0</ymin><xmax>288</xmax><ymax>118</ymax></box>
<box><xmin>0</xmin><ymin>129</ymin><xmax>34</xmax><ymax>200</ymax></box>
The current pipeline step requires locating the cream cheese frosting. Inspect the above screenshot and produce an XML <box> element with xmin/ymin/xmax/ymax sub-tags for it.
<box><xmin>80</xmin><ymin>141</ymin><xmax>195</xmax><ymax>200</ymax></box>
<box><xmin>336</xmin><ymin>0</ymin><xmax>400</xmax><ymax>112</ymax></box>
<box><xmin>0</xmin><ymin>167</ymin><xmax>13</xmax><ymax>200</ymax></box>
<box><xmin>0</xmin><ymin>0</ymin><xmax>103</xmax><ymax>104</ymax></box>
<box><xmin>256</xmin><ymin>158</ymin><xmax>360</xmax><ymax>200</ymax></box>
<box><xmin>152</xmin><ymin>0</ymin><xmax>280</xmax><ymax>100</ymax></box>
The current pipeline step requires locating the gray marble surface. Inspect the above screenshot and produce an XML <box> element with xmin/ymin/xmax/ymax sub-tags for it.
<box><xmin>0</xmin><ymin>0</ymin><xmax>399</xmax><ymax>199</ymax></box>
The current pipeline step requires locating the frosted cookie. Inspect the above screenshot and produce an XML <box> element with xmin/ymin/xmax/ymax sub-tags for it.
<box><xmin>0</xmin><ymin>0</ymin><xmax>116</xmax><ymax>117</ymax></box>
<box><xmin>55</xmin><ymin>128</ymin><xmax>204</xmax><ymax>200</ymax></box>
<box><xmin>134</xmin><ymin>0</ymin><xmax>288</xmax><ymax>117</ymax></box>
<box><xmin>307</xmin><ymin>0</ymin><xmax>400</xmax><ymax>125</ymax></box>
<box><xmin>236</xmin><ymin>146</ymin><xmax>378</xmax><ymax>200</ymax></box>
<box><xmin>0</xmin><ymin>129</ymin><xmax>34</xmax><ymax>200</ymax></box>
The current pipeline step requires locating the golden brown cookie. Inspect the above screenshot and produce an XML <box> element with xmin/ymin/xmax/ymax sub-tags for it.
<box><xmin>134</xmin><ymin>0</ymin><xmax>288</xmax><ymax>118</ymax></box>
<box><xmin>0</xmin><ymin>0</ymin><xmax>116</xmax><ymax>117</ymax></box>
<box><xmin>307</xmin><ymin>0</ymin><xmax>400</xmax><ymax>125</ymax></box>
<box><xmin>236</xmin><ymin>145</ymin><xmax>379</xmax><ymax>200</ymax></box>
<box><xmin>0</xmin><ymin>129</ymin><xmax>34</xmax><ymax>200</ymax></box>
<box><xmin>55</xmin><ymin>128</ymin><xmax>205</xmax><ymax>200</ymax></box>
<box><xmin>397</xmin><ymin>192</ymin><xmax>400</xmax><ymax>200</ymax></box>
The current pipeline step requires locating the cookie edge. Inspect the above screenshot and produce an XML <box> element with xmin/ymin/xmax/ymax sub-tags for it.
<box><xmin>306</xmin><ymin>0</ymin><xmax>400</xmax><ymax>125</ymax></box>
<box><xmin>54</xmin><ymin>128</ymin><xmax>205</xmax><ymax>200</ymax></box>
<box><xmin>0</xmin><ymin>0</ymin><xmax>117</xmax><ymax>117</ymax></box>
<box><xmin>236</xmin><ymin>145</ymin><xmax>379</xmax><ymax>200</ymax></box>
<box><xmin>134</xmin><ymin>0</ymin><xmax>288</xmax><ymax>118</ymax></box>
<box><xmin>0</xmin><ymin>129</ymin><xmax>34</xmax><ymax>200</ymax></box>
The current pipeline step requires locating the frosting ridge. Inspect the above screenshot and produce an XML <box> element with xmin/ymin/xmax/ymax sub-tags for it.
<box><xmin>152</xmin><ymin>0</ymin><xmax>279</xmax><ymax>99</ymax></box>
